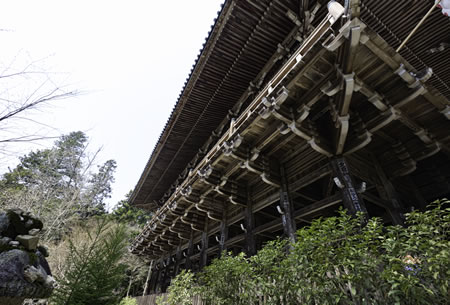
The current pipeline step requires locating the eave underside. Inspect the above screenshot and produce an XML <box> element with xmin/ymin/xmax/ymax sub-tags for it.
<box><xmin>131</xmin><ymin>8</ymin><xmax>450</xmax><ymax>261</ymax></box>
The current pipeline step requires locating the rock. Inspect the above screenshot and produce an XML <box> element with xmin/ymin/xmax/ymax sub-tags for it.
<box><xmin>0</xmin><ymin>212</ymin><xmax>9</xmax><ymax>235</ymax></box>
<box><xmin>0</xmin><ymin>236</ymin><xmax>12</xmax><ymax>247</ymax></box>
<box><xmin>28</xmin><ymin>229</ymin><xmax>40</xmax><ymax>236</ymax></box>
<box><xmin>23</xmin><ymin>266</ymin><xmax>40</xmax><ymax>283</ymax></box>
<box><xmin>0</xmin><ymin>249</ymin><xmax>53</xmax><ymax>298</ymax></box>
<box><xmin>9</xmin><ymin>241</ymin><xmax>20</xmax><ymax>247</ymax></box>
<box><xmin>36</xmin><ymin>246</ymin><xmax>49</xmax><ymax>258</ymax></box>
<box><xmin>24</xmin><ymin>220</ymin><xmax>34</xmax><ymax>229</ymax></box>
<box><xmin>23</xmin><ymin>217</ymin><xmax>43</xmax><ymax>231</ymax></box>
<box><xmin>43</xmin><ymin>275</ymin><xmax>55</xmax><ymax>289</ymax></box>
<box><xmin>16</xmin><ymin>235</ymin><xmax>39</xmax><ymax>251</ymax></box>
<box><xmin>2</xmin><ymin>210</ymin><xmax>28</xmax><ymax>238</ymax></box>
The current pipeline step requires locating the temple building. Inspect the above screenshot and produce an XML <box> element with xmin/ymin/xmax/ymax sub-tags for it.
<box><xmin>129</xmin><ymin>0</ymin><xmax>450</xmax><ymax>294</ymax></box>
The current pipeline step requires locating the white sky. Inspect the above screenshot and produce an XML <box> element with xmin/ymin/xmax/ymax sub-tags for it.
<box><xmin>0</xmin><ymin>0</ymin><xmax>224</xmax><ymax>209</ymax></box>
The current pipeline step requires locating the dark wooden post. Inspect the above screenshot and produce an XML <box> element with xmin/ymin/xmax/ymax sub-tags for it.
<box><xmin>173</xmin><ymin>244</ymin><xmax>182</xmax><ymax>277</ymax></box>
<box><xmin>185</xmin><ymin>230</ymin><xmax>194</xmax><ymax>270</ymax></box>
<box><xmin>330</xmin><ymin>157</ymin><xmax>367</xmax><ymax>215</ymax></box>
<box><xmin>280</xmin><ymin>165</ymin><xmax>297</xmax><ymax>242</ymax></box>
<box><xmin>161</xmin><ymin>257</ymin><xmax>171</xmax><ymax>293</ymax></box>
<box><xmin>371</xmin><ymin>153</ymin><xmax>404</xmax><ymax>225</ymax></box>
<box><xmin>154</xmin><ymin>261</ymin><xmax>164</xmax><ymax>293</ymax></box>
<box><xmin>148</xmin><ymin>264</ymin><xmax>159</xmax><ymax>294</ymax></box>
<box><xmin>245</xmin><ymin>188</ymin><xmax>256</xmax><ymax>256</ymax></box>
<box><xmin>200</xmin><ymin>217</ymin><xmax>209</xmax><ymax>268</ymax></box>
<box><xmin>218</xmin><ymin>202</ymin><xmax>228</xmax><ymax>257</ymax></box>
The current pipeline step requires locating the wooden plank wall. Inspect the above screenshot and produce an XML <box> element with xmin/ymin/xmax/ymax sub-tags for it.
<box><xmin>135</xmin><ymin>294</ymin><xmax>204</xmax><ymax>305</ymax></box>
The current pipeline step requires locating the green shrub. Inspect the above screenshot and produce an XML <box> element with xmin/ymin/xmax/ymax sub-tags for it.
<box><xmin>158</xmin><ymin>270</ymin><xmax>199</xmax><ymax>305</ymax></box>
<box><xmin>166</xmin><ymin>200</ymin><xmax>449</xmax><ymax>305</ymax></box>
<box><xmin>119</xmin><ymin>297</ymin><xmax>137</xmax><ymax>305</ymax></box>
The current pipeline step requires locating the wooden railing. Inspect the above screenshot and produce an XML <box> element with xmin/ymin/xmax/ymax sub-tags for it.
<box><xmin>135</xmin><ymin>294</ymin><xmax>204</xmax><ymax>305</ymax></box>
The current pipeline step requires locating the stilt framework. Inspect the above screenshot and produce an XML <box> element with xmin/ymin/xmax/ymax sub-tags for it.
<box><xmin>130</xmin><ymin>0</ymin><xmax>450</xmax><ymax>294</ymax></box>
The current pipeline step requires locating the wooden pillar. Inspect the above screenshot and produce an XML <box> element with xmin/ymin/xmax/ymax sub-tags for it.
<box><xmin>245</xmin><ymin>188</ymin><xmax>256</xmax><ymax>256</ymax></box>
<box><xmin>200</xmin><ymin>217</ymin><xmax>209</xmax><ymax>268</ymax></box>
<box><xmin>330</xmin><ymin>157</ymin><xmax>367</xmax><ymax>215</ymax></box>
<box><xmin>185</xmin><ymin>230</ymin><xmax>194</xmax><ymax>270</ymax></box>
<box><xmin>148</xmin><ymin>264</ymin><xmax>159</xmax><ymax>294</ymax></box>
<box><xmin>218</xmin><ymin>202</ymin><xmax>228</xmax><ymax>257</ymax></box>
<box><xmin>371</xmin><ymin>153</ymin><xmax>404</xmax><ymax>225</ymax></box>
<box><xmin>161</xmin><ymin>258</ymin><xmax>171</xmax><ymax>293</ymax></box>
<box><xmin>173</xmin><ymin>245</ymin><xmax>182</xmax><ymax>277</ymax></box>
<box><xmin>142</xmin><ymin>260</ymin><xmax>154</xmax><ymax>296</ymax></box>
<box><xmin>154</xmin><ymin>261</ymin><xmax>164</xmax><ymax>293</ymax></box>
<box><xmin>280</xmin><ymin>165</ymin><xmax>297</xmax><ymax>242</ymax></box>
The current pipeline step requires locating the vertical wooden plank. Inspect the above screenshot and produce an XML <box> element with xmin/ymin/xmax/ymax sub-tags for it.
<box><xmin>331</xmin><ymin>157</ymin><xmax>367</xmax><ymax>215</ymax></box>
<box><xmin>280</xmin><ymin>165</ymin><xmax>297</xmax><ymax>242</ymax></box>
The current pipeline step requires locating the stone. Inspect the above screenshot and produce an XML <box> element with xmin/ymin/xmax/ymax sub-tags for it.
<box><xmin>16</xmin><ymin>235</ymin><xmax>39</xmax><ymax>250</ymax></box>
<box><xmin>37</xmin><ymin>246</ymin><xmax>49</xmax><ymax>258</ymax></box>
<box><xmin>0</xmin><ymin>236</ymin><xmax>12</xmax><ymax>247</ymax></box>
<box><xmin>2</xmin><ymin>210</ymin><xmax>28</xmax><ymax>238</ymax></box>
<box><xmin>0</xmin><ymin>212</ymin><xmax>9</xmax><ymax>235</ymax></box>
<box><xmin>0</xmin><ymin>249</ymin><xmax>53</xmax><ymax>298</ymax></box>
<box><xmin>9</xmin><ymin>241</ymin><xmax>20</xmax><ymax>247</ymax></box>
<box><xmin>23</xmin><ymin>266</ymin><xmax>40</xmax><ymax>283</ymax></box>
<box><xmin>28</xmin><ymin>229</ymin><xmax>40</xmax><ymax>236</ymax></box>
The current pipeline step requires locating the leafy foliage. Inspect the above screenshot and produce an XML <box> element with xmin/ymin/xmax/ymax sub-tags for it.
<box><xmin>159</xmin><ymin>270</ymin><xmax>199</xmax><ymax>305</ymax></box>
<box><xmin>119</xmin><ymin>297</ymin><xmax>137</xmax><ymax>305</ymax></box>
<box><xmin>112</xmin><ymin>191</ymin><xmax>153</xmax><ymax>228</ymax></box>
<box><xmin>50</xmin><ymin>218</ymin><xmax>129</xmax><ymax>305</ymax></box>
<box><xmin>164</xmin><ymin>201</ymin><xmax>449</xmax><ymax>305</ymax></box>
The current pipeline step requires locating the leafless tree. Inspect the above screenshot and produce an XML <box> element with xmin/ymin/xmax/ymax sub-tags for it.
<box><xmin>0</xmin><ymin>51</ymin><xmax>77</xmax><ymax>160</ymax></box>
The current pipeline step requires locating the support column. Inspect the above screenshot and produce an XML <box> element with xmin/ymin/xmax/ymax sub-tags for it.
<box><xmin>185</xmin><ymin>230</ymin><xmax>194</xmax><ymax>270</ymax></box>
<box><xmin>331</xmin><ymin>157</ymin><xmax>367</xmax><ymax>215</ymax></box>
<box><xmin>154</xmin><ymin>261</ymin><xmax>164</xmax><ymax>293</ymax></box>
<box><xmin>161</xmin><ymin>258</ymin><xmax>171</xmax><ymax>293</ymax></box>
<box><xmin>245</xmin><ymin>188</ymin><xmax>256</xmax><ymax>256</ymax></box>
<box><xmin>371</xmin><ymin>153</ymin><xmax>404</xmax><ymax>225</ymax></box>
<box><xmin>148</xmin><ymin>264</ymin><xmax>159</xmax><ymax>294</ymax></box>
<box><xmin>218</xmin><ymin>202</ymin><xmax>228</xmax><ymax>257</ymax></box>
<box><xmin>173</xmin><ymin>245</ymin><xmax>182</xmax><ymax>277</ymax></box>
<box><xmin>280</xmin><ymin>165</ymin><xmax>297</xmax><ymax>242</ymax></box>
<box><xmin>200</xmin><ymin>217</ymin><xmax>209</xmax><ymax>268</ymax></box>
<box><xmin>142</xmin><ymin>260</ymin><xmax>154</xmax><ymax>296</ymax></box>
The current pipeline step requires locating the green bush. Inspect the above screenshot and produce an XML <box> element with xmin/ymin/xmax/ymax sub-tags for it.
<box><xmin>119</xmin><ymin>297</ymin><xmax>137</xmax><ymax>305</ymax></box>
<box><xmin>165</xmin><ymin>200</ymin><xmax>449</xmax><ymax>305</ymax></box>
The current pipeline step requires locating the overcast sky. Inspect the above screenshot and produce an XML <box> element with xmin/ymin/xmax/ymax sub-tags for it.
<box><xmin>0</xmin><ymin>0</ymin><xmax>224</xmax><ymax>209</ymax></box>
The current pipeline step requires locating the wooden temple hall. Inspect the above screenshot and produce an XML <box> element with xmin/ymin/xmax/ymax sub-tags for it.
<box><xmin>130</xmin><ymin>0</ymin><xmax>450</xmax><ymax>294</ymax></box>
